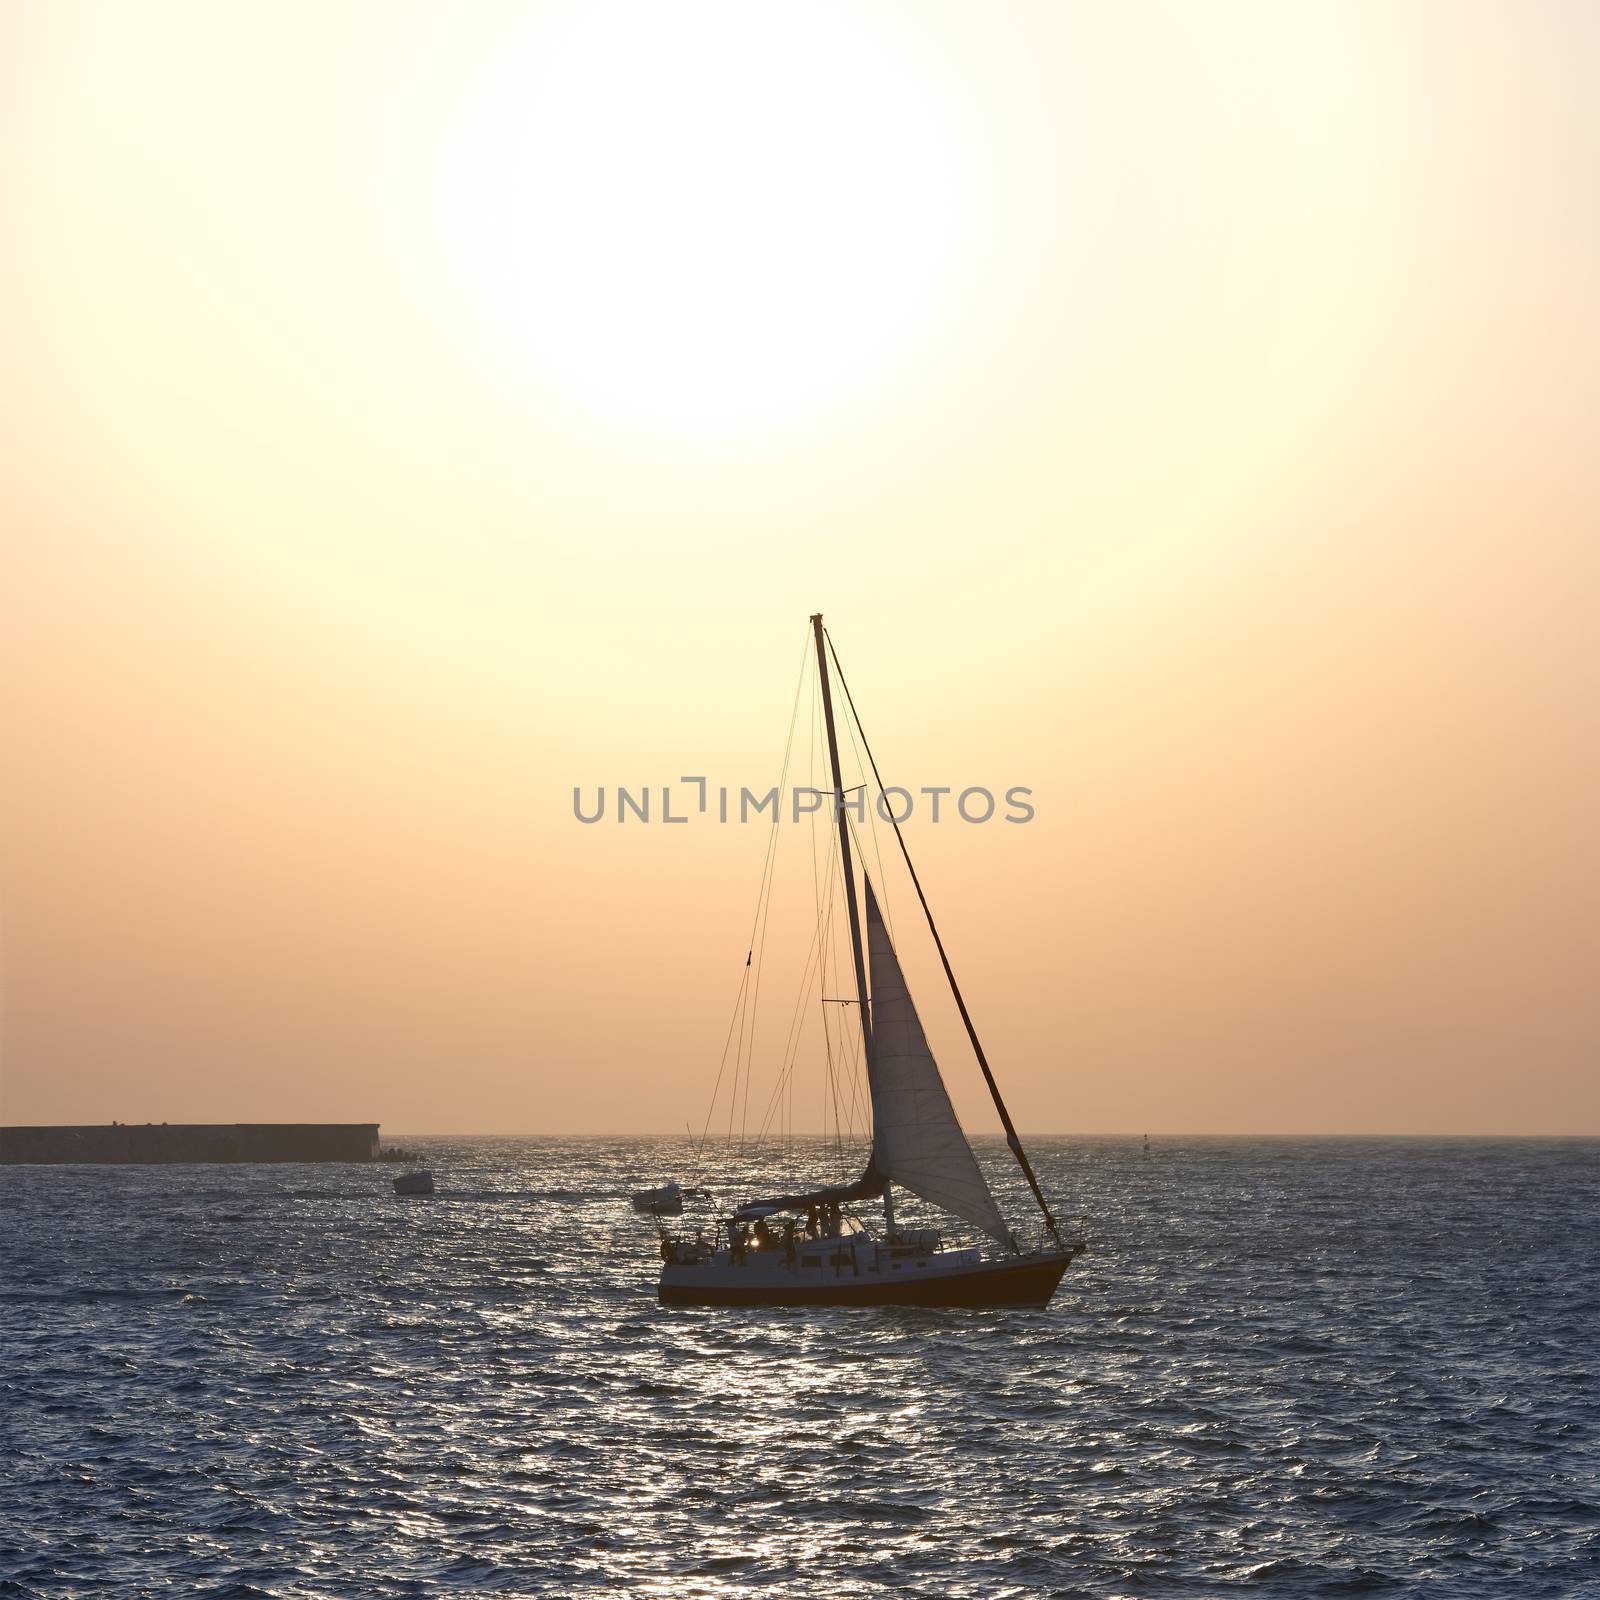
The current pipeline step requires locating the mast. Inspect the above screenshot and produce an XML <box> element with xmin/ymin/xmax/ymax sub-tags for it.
<box><xmin>810</xmin><ymin>613</ymin><xmax>881</xmax><ymax>1220</ymax></box>
<box><xmin>824</xmin><ymin>628</ymin><xmax>1067</xmax><ymax>1254</ymax></box>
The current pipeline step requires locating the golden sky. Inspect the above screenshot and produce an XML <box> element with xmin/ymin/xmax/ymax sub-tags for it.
<box><xmin>3</xmin><ymin>1</ymin><xmax>1596</xmax><ymax>1135</ymax></box>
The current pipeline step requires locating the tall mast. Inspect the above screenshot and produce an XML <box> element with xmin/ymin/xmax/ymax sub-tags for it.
<box><xmin>811</xmin><ymin>612</ymin><xmax>874</xmax><ymax>1087</ymax></box>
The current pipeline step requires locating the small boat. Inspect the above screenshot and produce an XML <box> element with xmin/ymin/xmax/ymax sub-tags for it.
<box><xmin>392</xmin><ymin>1170</ymin><xmax>434</xmax><ymax>1196</ymax></box>
<box><xmin>632</xmin><ymin>1180</ymin><xmax>683</xmax><ymax>1215</ymax></box>
<box><xmin>656</xmin><ymin>614</ymin><xmax>1082</xmax><ymax>1309</ymax></box>
<box><xmin>632</xmin><ymin>1180</ymin><xmax>711</xmax><ymax>1216</ymax></box>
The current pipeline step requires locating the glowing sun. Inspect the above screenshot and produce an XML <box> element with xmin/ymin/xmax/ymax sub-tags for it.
<box><xmin>437</xmin><ymin>2</ymin><xmax>970</xmax><ymax>436</ymax></box>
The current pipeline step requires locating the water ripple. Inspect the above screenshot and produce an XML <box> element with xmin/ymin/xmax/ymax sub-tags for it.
<box><xmin>2</xmin><ymin>1136</ymin><xmax>1597</xmax><ymax>1596</ymax></box>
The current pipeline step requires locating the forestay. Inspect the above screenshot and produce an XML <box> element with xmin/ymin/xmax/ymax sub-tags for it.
<box><xmin>864</xmin><ymin>877</ymin><xmax>1012</xmax><ymax>1246</ymax></box>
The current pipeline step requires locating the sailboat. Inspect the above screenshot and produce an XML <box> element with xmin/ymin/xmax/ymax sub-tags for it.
<box><xmin>656</xmin><ymin>614</ymin><xmax>1082</xmax><ymax>1308</ymax></box>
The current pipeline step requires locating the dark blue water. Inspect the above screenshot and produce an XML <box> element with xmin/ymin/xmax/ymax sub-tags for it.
<box><xmin>3</xmin><ymin>1137</ymin><xmax>1597</xmax><ymax>1597</ymax></box>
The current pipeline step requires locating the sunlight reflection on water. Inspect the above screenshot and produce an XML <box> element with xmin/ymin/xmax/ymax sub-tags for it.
<box><xmin>2</xmin><ymin>1137</ymin><xmax>1598</xmax><ymax>1596</ymax></box>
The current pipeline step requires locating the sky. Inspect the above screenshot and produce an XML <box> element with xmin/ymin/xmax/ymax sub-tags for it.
<box><xmin>3</xmin><ymin>0</ymin><xmax>1596</xmax><ymax>1136</ymax></box>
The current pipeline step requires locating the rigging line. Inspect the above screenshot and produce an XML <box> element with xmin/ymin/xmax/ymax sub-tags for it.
<box><xmin>753</xmin><ymin>917</ymin><xmax>823</xmax><ymax>1149</ymax></box>
<box><xmin>695</xmin><ymin>960</ymin><xmax>751</xmax><ymax>1163</ymax></box>
<box><xmin>753</xmin><ymin>876</ymin><xmax>834</xmax><ymax>1143</ymax></box>
<box><xmin>821</xmin><ymin>1000</ymin><xmax>832</xmax><ymax>1159</ymax></box>
<box><xmin>819</xmin><ymin>844</ymin><xmax>844</xmax><ymax>1158</ymax></box>
<box><xmin>736</xmin><ymin>625</ymin><xmax>811</xmax><ymax>1148</ymax></box>
<box><xmin>825</xmin><ymin>627</ymin><xmax>1067</xmax><ymax>1251</ymax></box>
<box><xmin>837</xmin><ymin>809</ymin><xmax>877</xmax><ymax>1146</ymax></box>
<box><xmin>727</xmin><ymin>968</ymin><xmax>749</xmax><ymax>1144</ymax></box>
<box><xmin>820</xmin><ymin>833</ymin><xmax>850</xmax><ymax>1161</ymax></box>
<box><xmin>742</xmin><ymin>739</ymin><xmax>806</xmax><ymax>1152</ymax></box>
<box><xmin>840</xmin><ymin>965</ymin><xmax>867</xmax><ymax>1150</ymax></box>
<box><xmin>827</xmin><ymin>1028</ymin><xmax>848</xmax><ymax>1163</ymax></box>
<box><xmin>827</xmin><ymin>841</ymin><xmax>869</xmax><ymax>1163</ymax></box>
<box><xmin>817</xmin><ymin>845</ymin><xmax>848</xmax><ymax>1162</ymax></box>
<box><xmin>819</xmin><ymin>815</ymin><xmax>866</xmax><ymax>1152</ymax></box>
<box><xmin>763</xmin><ymin>838</ymin><xmax>857</xmax><ymax>1155</ymax></box>
<box><xmin>722</xmin><ymin>632</ymin><xmax>808</xmax><ymax>1150</ymax></box>
<box><xmin>787</xmin><ymin>870</ymin><xmax>838</xmax><ymax>1120</ymax></box>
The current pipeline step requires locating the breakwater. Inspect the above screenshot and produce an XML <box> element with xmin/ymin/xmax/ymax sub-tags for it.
<box><xmin>0</xmin><ymin>1123</ymin><xmax>380</xmax><ymax>1165</ymax></box>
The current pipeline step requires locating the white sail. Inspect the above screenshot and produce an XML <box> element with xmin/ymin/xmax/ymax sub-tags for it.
<box><xmin>864</xmin><ymin>877</ymin><xmax>1012</xmax><ymax>1246</ymax></box>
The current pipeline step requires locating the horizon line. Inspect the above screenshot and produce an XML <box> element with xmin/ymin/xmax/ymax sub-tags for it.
<box><xmin>374</xmin><ymin>1129</ymin><xmax>1600</xmax><ymax>1141</ymax></box>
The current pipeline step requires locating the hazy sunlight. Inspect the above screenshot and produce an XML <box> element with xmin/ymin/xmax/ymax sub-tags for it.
<box><xmin>436</xmin><ymin>2</ymin><xmax>970</xmax><ymax>436</ymax></box>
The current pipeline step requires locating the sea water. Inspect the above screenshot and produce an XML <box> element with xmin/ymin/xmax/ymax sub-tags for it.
<box><xmin>2</xmin><ymin>1137</ymin><xmax>1596</xmax><ymax>1597</ymax></box>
